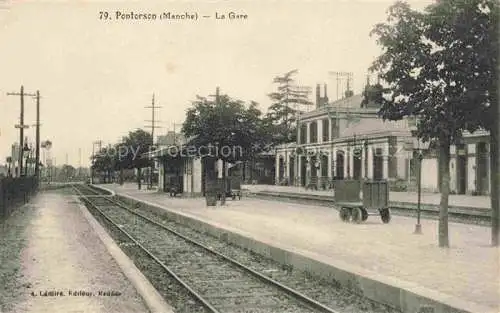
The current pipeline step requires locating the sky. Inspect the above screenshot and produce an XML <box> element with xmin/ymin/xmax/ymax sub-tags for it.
<box><xmin>0</xmin><ymin>0</ymin><xmax>433</xmax><ymax>168</ymax></box>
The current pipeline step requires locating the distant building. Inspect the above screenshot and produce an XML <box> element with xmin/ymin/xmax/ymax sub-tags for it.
<box><xmin>157</xmin><ymin>131</ymin><xmax>186</xmax><ymax>147</ymax></box>
<box><xmin>10</xmin><ymin>143</ymin><xmax>20</xmax><ymax>177</ymax></box>
<box><xmin>0</xmin><ymin>165</ymin><xmax>7</xmax><ymax>178</ymax></box>
<box><xmin>146</xmin><ymin>81</ymin><xmax>492</xmax><ymax>196</ymax></box>
<box><xmin>275</xmin><ymin>82</ymin><xmax>492</xmax><ymax>195</ymax></box>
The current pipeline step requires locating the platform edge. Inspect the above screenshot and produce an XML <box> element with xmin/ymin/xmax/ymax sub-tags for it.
<box><xmin>108</xmin><ymin>191</ymin><xmax>497</xmax><ymax>313</ymax></box>
<box><xmin>74</xmin><ymin>195</ymin><xmax>174</xmax><ymax>313</ymax></box>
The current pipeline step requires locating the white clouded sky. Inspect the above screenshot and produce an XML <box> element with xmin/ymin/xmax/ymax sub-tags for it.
<box><xmin>0</xmin><ymin>0</ymin><xmax>433</xmax><ymax>167</ymax></box>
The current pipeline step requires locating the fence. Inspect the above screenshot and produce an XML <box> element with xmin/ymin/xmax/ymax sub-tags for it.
<box><xmin>0</xmin><ymin>176</ymin><xmax>38</xmax><ymax>218</ymax></box>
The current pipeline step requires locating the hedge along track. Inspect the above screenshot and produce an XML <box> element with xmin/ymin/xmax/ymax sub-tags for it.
<box><xmin>72</xmin><ymin>184</ymin><xmax>342</xmax><ymax>313</ymax></box>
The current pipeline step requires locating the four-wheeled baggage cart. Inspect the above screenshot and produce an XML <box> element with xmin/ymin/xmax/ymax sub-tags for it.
<box><xmin>215</xmin><ymin>177</ymin><xmax>242</xmax><ymax>200</ymax></box>
<box><xmin>335</xmin><ymin>180</ymin><xmax>391</xmax><ymax>224</ymax></box>
<box><xmin>227</xmin><ymin>177</ymin><xmax>242</xmax><ymax>200</ymax></box>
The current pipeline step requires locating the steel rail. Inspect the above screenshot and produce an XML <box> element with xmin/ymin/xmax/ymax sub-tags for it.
<box><xmin>71</xmin><ymin>185</ymin><xmax>221</xmax><ymax>313</ymax></box>
<box><xmin>250</xmin><ymin>191</ymin><xmax>489</xmax><ymax>223</ymax></box>
<box><xmin>79</xmin><ymin>184</ymin><xmax>341</xmax><ymax>313</ymax></box>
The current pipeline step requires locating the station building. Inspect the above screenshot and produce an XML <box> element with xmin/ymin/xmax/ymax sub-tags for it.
<box><xmin>275</xmin><ymin>84</ymin><xmax>492</xmax><ymax>195</ymax></box>
<box><xmin>148</xmin><ymin>131</ymin><xmax>235</xmax><ymax>196</ymax></box>
<box><xmin>146</xmin><ymin>83</ymin><xmax>492</xmax><ymax>197</ymax></box>
<box><xmin>149</xmin><ymin>150</ymin><xmax>245</xmax><ymax>196</ymax></box>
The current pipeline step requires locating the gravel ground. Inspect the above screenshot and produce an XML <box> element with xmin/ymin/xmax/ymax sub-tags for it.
<box><xmin>130</xmin><ymin>204</ymin><xmax>399</xmax><ymax>313</ymax></box>
<box><xmin>84</xmin><ymin>197</ymin><xmax>210</xmax><ymax>313</ymax></box>
<box><xmin>81</xmin><ymin>185</ymin><xmax>472</xmax><ymax>313</ymax></box>
<box><xmin>1</xmin><ymin>187</ymin><xmax>107</xmax><ymax>312</ymax></box>
<box><xmin>98</xmin><ymin>194</ymin><xmax>400</xmax><ymax>313</ymax></box>
<box><xmin>88</xmin><ymin>196</ymin><xmax>320</xmax><ymax>313</ymax></box>
<box><xmin>8</xmin><ymin>188</ymin><xmax>151</xmax><ymax>313</ymax></box>
<box><xmin>0</xmin><ymin>200</ymin><xmax>36</xmax><ymax>313</ymax></box>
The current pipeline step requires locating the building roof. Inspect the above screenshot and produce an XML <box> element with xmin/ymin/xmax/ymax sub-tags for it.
<box><xmin>341</xmin><ymin>118</ymin><xmax>412</xmax><ymax>137</ymax></box>
<box><xmin>300</xmin><ymin>94</ymin><xmax>380</xmax><ymax>121</ymax></box>
<box><xmin>328</xmin><ymin>94</ymin><xmax>364</xmax><ymax>109</ymax></box>
<box><xmin>157</xmin><ymin>131</ymin><xmax>186</xmax><ymax>147</ymax></box>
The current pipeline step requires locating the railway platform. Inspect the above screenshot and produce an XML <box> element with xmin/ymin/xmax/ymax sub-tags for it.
<box><xmin>243</xmin><ymin>184</ymin><xmax>490</xmax><ymax>210</ymax></box>
<box><xmin>1</xmin><ymin>189</ymin><xmax>158</xmax><ymax>313</ymax></box>
<box><xmin>102</xmin><ymin>183</ymin><xmax>499</xmax><ymax>313</ymax></box>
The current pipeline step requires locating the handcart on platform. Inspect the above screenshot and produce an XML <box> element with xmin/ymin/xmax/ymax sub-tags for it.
<box><xmin>217</xmin><ymin>177</ymin><xmax>242</xmax><ymax>200</ymax></box>
<box><xmin>167</xmin><ymin>176</ymin><xmax>182</xmax><ymax>197</ymax></box>
<box><xmin>334</xmin><ymin>180</ymin><xmax>391</xmax><ymax>224</ymax></box>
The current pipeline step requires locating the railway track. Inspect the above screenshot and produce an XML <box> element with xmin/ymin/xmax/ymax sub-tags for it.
<box><xmin>72</xmin><ymin>184</ymin><xmax>343</xmax><ymax>313</ymax></box>
<box><xmin>248</xmin><ymin>191</ymin><xmax>490</xmax><ymax>225</ymax></box>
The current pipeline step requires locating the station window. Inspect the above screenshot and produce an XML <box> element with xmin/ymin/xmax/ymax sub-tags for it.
<box><xmin>310</xmin><ymin>121</ymin><xmax>318</xmax><ymax>143</ymax></box>
<box><xmin>300</xmin><ymin>124</ymin><xmax>307</xmax><ymax>144</ymax></box>
<box><xmin>331</xmin><ymin>119</ymin><xmax>339</xmax><ymax>139</ymax></box>
<box><xmin>322</xmin><ymin>118</ymin><xmax>329</xmax><ymax>142</ymax></box>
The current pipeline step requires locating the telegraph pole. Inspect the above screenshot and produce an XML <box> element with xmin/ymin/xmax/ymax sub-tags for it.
<box><xmin>53</xmin><ymin>157</ymin><xmax>56</xmax><ymax>182</ymax></box>
<box><xmin>7</xmin><ymin>86</ymin><xmax>36</xmax><ymax>177</ymax></box>
<box><xmin>78</xmin><ymin>148</ymin><xmax>82</xmax><ymax>179</ymax></box>
<box><xmin>33</xmin><ymin>91</ymin><xmax>41</xmax><ymax>182</ymax></box>
<box><xmin>91</xmin><ymin>140</ymin><xmax>102</xmax><ymax>184</ymax></box>
<box><xmin>492</xmin><ymin>62</ymin><xmax>500</xmax><ymax>246</ymax></box>
<box><xmin>217</xmin><ymin>87</ymin><xmax>227</xmax><ymax>205</ymax></box>
<box><xmin>65</xmin><ymin>152</ymin><xmax>69</xmax><ymax>181</ymax></box>
<box><xmin>91</xmin><ymin>144</ymin><xmax>95</xmax><ymax>184</ymax></box>
<box><xmin>144</xmin><ymin>93</ymin><xmax>162</xmax><ymax>189</ymax></box>
<box><xmin>209</xmin><ymin>87</ymin><xmax>227</xmax><ymax>204</ymax></box>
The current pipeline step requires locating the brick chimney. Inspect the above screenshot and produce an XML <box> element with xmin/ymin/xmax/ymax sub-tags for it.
<box><xmin>316</xmin><ymin>84</ymin><xmax>321</xmax><ymax>108</ymax></box>
<box><xmin>323</xmin><ymin>84</ymin><xmax>328</xmax><ymax>106</ymax></box>
<box><xmin>316</xmin><ymin>84</ymin><xmax>329</xmax><ymax>108</ymax></box>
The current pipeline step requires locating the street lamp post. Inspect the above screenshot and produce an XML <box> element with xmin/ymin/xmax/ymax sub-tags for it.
<box><xmin>412</xmin><ymin>134</ymin><xmax>429</xmax><ymax>235</ymax></box>
<box><xmin>296</xmin><ymin>111</ymin><xmax>301</xmax><ymax>187</ymax></box>
<box><xmin>349</xmin><ymin>134</ymin><xmax>361</xmax><ymax>179</ymax></box>
<box><xmin>347</xmin><ymin>145</ymin><xmax>351</xmax><ymax>179</ymax></box>
<box><xmin>22</xmin><ymin>141</ymin><xmax>31</xmax><ymax>176</ymax></box>
<box><xmin>327</xmin><ymin>108</ymin><xmax>338</xmax><ymax>184</ymax></box>
<box><xmin>91</xmin><ymin>147</ymin><xmax>95</xmax><ymax>184</ymax></box>
<box><xmin>6</xmin><ymin>157</ymin><xmax>12</xmax><ymax>177</ymax></box>
<box><xmin>364</xmin><ymin>140</ymin><xmax>368</xmax><ymax>180</ymax></box>
<box><xmin>415</xmin><ymin>149</ymin><xmax>423</xmax><ymax>234</ymax></box>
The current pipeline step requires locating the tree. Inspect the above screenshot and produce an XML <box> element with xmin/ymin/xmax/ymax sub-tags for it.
<box><xmin>41</xmin><ymin>140</ymin><xmax>52</xmax><ymax>149</ymax></box>
<box><xmin>425</xmin><ymin>0</ymin><xmax>498</xmax><ymax>245</ymax></box>
<box><xmin>40</xmin><ymin>140</ymin><xmax>52</xmax><ymax>166</ymax></box>
<box><xmin>183</xmin><ymin>91</ymin><xmax>266</xmax><ymax>203</ymax></box>
<box><xmin>361</xmin><ymin>77</ymin><xmax>386</xmax><ymax>108</ymax></box>
<box><xmin>40</xmin><ymin>140</ymin><xmax>52</xmax><ymax>181</ymax></box>
<box><xmin>183</xmin><ymin>94</ymin><xmax>267</xmax><ymax>161</ymax></box>
<box><xmin>370</xmin><ymin>0</ymin><xmax>498</xmax><ymax>247</ymax></box>
<box><xmin>58</xmin><ymin>164</ymin><xmax>76</xmax><ymax>181</ymax></box>
<box><xmin>265</xmin><ymin>69</ymin><xmax>313</xmax><ymax>144</ymax></box>
<box><xmin>91</xmin><ymin>146</ymin><xmax>113</xmax><ymax>183</ymax></box>
<box><xmin>118</xmin><ymin>129</ymin><xmax>153</xmax><ymax>188</ymax></box>
<box><xmin>6</xmin><ymin>156</ymin><xmax>12</xmax><ymax>176</ymax></box>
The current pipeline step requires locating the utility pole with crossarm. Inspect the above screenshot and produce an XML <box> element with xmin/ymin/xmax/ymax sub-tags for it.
<box><xmin>7</xmin><ymin>86</ymin><xmax>36</xmax><ymax>177</ymax></box>
<box><xmin>91</xmin><ymin>140</ymin><xmax>103</xmax><ymax>184</ymax></box>
<box><xmin>34</xmin><ymin>91</ymin><xmax>41</xmax><ymax>183</ymax></box>
<box><xmin>144</xmin><ymin>93</ymin><xmax>162</xmax><ymax>189</ymax></box>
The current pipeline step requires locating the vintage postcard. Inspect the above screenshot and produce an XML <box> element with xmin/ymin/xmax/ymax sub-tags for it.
<box><xmin>0</xmin><ymin>1</ymin><xmax>498</xmax><ymax>313</ymax></box>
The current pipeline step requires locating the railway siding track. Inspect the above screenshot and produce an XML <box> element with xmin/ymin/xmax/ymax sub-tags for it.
<box><xmin>74</xmin><ymin>184</ymin><xmax>402</xmax><ymax>313</ymax></box>
<box><xmin>72</xmin><ymin>184</ymin><xmax>344</xmax><ymax>313</ymax></box>
<box><xmin>248</xmin><ymin>191</ymin><xmax>490</xmax><ymax>225</ymax></box>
